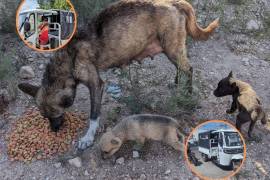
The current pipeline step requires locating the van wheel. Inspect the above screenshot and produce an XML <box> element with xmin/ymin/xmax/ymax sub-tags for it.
<box><xmin>201</xmin><ymin>153</ymin><xmax>208</xmax><ymax>162</ymax></box>
<box><xmin>230</xmin><ymin>161</ymin><xmax>239</xmax><ymax>171</ymax></box>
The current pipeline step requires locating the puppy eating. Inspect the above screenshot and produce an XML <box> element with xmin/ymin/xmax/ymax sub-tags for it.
<box><xmin>99</xmin><ymin>114</ymin><xmax>185</xmax><ymax>158</ymax></box>
<box><xmin>214</xmin><ymin>71</ymin><xmax>267</xmax><ymax>137</ymax></box>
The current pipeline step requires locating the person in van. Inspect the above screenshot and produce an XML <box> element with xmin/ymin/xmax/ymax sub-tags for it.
<box><xmin>38</xmin><ymin>16</ymin><xmax>49</xmax><ymax>47</ymax></box>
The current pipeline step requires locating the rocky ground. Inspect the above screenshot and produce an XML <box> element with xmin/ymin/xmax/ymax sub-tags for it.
<box><xmin>0</xmin><ymin>30</ymin><xmax>270</xmax><ymax>180</ymax></box>
<box><xmin>1</xmin><ymin>0</ymin><xmax>270</xmax><ymax>178</ymax></box>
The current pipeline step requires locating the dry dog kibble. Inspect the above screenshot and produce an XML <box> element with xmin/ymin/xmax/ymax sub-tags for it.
<box><xmin>7</xmin><ymin>108</ymin><xmax>86</xmax><ymax>162</ymax></box>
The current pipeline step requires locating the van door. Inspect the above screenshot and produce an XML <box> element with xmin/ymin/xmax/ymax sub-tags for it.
<box><xmin>217</xmin><ymin>132</ymin><xmax>224</xmax><ymax>164</ymax></box>
<box><xmin>24</xmin><ymin>13</ymin><xmax>37</xmax><ymax>45</ymax></box>
<box><xmin>210</xmin><ymin>132</ymin><xmax>218</xmax><ymax>158</ymax></box>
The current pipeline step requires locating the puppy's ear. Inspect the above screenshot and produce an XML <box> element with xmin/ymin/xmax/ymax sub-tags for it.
<box><xmin>111</xmin><ymin>137</ymin><xmax>121</xmax><ymax>145</ymax></box>
<box><xmin>231</xmin><ymin>82</ymin><xmax>237</xmax><ymax>89</ymax></box>
<box><xmin>228</xmin><ymin>71</ymin><xmax>233</xmax><ymax>78</ymax></box>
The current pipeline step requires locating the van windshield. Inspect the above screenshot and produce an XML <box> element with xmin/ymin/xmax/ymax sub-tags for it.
<box><xmin>224</xmin><ymin>132</ymin><xmax>242</xmax><ymax>146</ymax></box>
<box><xmin>19</xmin><ymin>14</ymin><xmax>27</xmax><ymax>29</ymax></box>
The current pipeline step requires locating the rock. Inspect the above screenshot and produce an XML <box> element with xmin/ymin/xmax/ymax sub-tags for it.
<box><xmin>53</xmin><ymin>162</ymin><xmax>61</xmax><ymax>168</ymax></box>
<box><xmin>246</xmin><ymin>20</ymin><xmax>260</xmax><ymax>30</ymax></box>
<box><xmin>68</xmin><ymin>157</ymin><xmax>82</xmax><ymax>168</ymax></box>
<box><xmin>139</xmin><ymin>174</ymin><xmax>147</xmax><ymax>180</ymax></box>
<box><xmin>192</xmin><ymin>177</ymin><xmax>200</xmax><ymax>180</ymax></box>
<box><xmin>42</xmin><ymin>53</ymin><xmax>52</xmax><ymax>58</ymax></box>
<box><xmin>19</xmin><ymin>66</ymin><xmax>35</xmax><ymax>79</ymax></box>
<box><xmin>84</xmin><ymin>170</ymin><xmax>90</xmax><ymax>176</ymax></box>
<box><xmin>106</xmin><ymin>84</ymin><xmax>122</xmax><ymax>99</ymax></box>
<box><xmin>132</xmin><ymin>151</ymin><xmax>139</xmax><ymax>158</ymax></box>
<box><xmin>113</xmin><ymin>68</ymin><xmax>121</xmax><ymax>75</ymax></box>
<box><xmin>28</xmin><ymin>57</ymin><xmax>34</xmax><ymax>62</ymax></box>
<box><xmin>116</xmin><ymin>157</ymin><xmax>125</xmax><ymax>165</ymax></box>
<box><xmin>164</xmin><ymin>169</ymin><xmax>171</xmax><ymax>175</ymax></box>
<box><xmin>71</xmin><ymin>170</ymin><xmax>79</xmax><ymax>176</ymax></box>
<box><xmin>241</xmin><ymin>58</ymin><xmax>250</xmax><ymax>66</ymax></box>
<box><xmin>39</xmin><ymin>64</ymin><xmax>45</xmax><ymax>70</ymax></box>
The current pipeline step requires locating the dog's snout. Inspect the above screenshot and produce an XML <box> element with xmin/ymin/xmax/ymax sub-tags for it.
<box><xmin>49</xmin><ymin>115</ymin><xmax>64</xmax><ymax>132</ymax></box>
<box><xmin>213</xmin><ymin>89</ymin><xmax>220</xmax><ymax>97</ymax></box>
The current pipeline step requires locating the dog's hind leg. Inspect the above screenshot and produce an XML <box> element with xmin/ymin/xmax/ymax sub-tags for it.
<box><xmin>167</xmin><ymin>140</ymin><xmax>184</xmax><ymax>152</ymax></box>
<box><xmin>166</xmin><ymin>130</ymin><xmax>184</xmax><ymax>152</ymax></box>
<box><xmin>75</xmin><ymin>61</ymin><xmax>104</xmax><ymax>149</ymax></box>
<box><xmin>162</xmin><ymin>20</ymin><xmax>193</xmax><ymax>93</ymax></box>
<box><xmin>248</xmin><ymin>111</ymin><xmax>259</xmax><ymax>138</ymax></box>
<box><xmin>236</xmin><ymin>111</ymin><xmax>252</xmax><ymax>135</ymax></box>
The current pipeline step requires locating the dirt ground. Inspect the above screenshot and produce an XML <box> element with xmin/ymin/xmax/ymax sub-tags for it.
<box><xmin>0</xmin><ymin>31</ymin><xmax>270</xmax><ymax>180</ymax></box>
<box><xmin>189</xmin><ymin>146</ymin><xmax>233</xmax><ymax>179</ymax></box>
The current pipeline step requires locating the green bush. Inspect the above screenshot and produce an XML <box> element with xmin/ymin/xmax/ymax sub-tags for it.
<box><xmin>38</xmin><ymin>0</ymin><xmax>71</xmax><ymax>10</ymax></box>
<box><xmin>0</xmin><ymin>52</ymin><xmax>13</xmax><ymax>81</ymax></box>
<box><xmin>0</xmin><ymin>0</ymin><xmax>20</xmax><ymax>33</ymax></box>
<box><xmin>0</xmin><ymin>51</ymin><xmax>18</xmax><ymax>101</ymax></box>
<box><xmin>71</xmin><ymin>0</ymin><xmax>117</xmax><ymax>24</ymax></box>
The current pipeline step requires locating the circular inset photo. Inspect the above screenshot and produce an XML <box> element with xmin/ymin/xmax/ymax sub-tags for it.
<box><xmin>185</xmin><ymin>120</ymin><xmax>246</xmax><ymax>179</ymax></box>
<box><xmin>16</xmin><ymin>0</ymin><xmax>77</xmax><ymax>51</ymax></box>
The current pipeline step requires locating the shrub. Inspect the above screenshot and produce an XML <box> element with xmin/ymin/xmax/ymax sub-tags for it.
<box><xmin>70</xmin><ymin>0</ymin><xmax>117</xmax><ymax>25</ymax></box>
<box><xmin>0</xmin><ymin>0</ymin><xmax>20</xmax><ymax>33</ymax></box>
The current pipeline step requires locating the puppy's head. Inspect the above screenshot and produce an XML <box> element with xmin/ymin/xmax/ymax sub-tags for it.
<box><xmin>99</xmin><ymin>131</ymin><xmax>122</xmax><ymax>159</ymax></box>
<box><xmin>214</xmin><ymin>71</ymin><xmax>238</xmax><ymax>97</ymax></box>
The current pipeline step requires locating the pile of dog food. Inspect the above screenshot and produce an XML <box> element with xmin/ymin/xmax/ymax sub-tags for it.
<box><xmin>7</xmin><ymin>108</ymin><xmax>86</xmax><ymax>162</ymax></box>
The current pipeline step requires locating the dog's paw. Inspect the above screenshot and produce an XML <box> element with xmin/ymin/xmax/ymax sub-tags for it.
<box><xmin>78</xmin><ymin>136</ymin><xmax>94</xmax><ymax>150</ymax></box>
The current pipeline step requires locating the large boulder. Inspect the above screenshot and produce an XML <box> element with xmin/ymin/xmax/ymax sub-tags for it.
<box><xmin>19</xmin><ymin>66</ymin><xmax>35</xmax><ymax>79</ymax></box>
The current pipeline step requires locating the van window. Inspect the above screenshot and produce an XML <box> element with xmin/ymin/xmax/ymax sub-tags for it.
<box><xmin>29</xmin><ymin>13</ymin><xmax>35</xmax><ymax>32</ymax></box>
<box><xmin>218</xmin><ymin>132</ymin><xmax>223</xmax><ymax>147</ymax></box>
<box><xmin>199</xmin><ymin>134</ymin><xmax>208</xmax><ymax>139</ymax></box>
<box><xmin>224</xmin><ymin>132</ymin><xmax>242</xmax><ymax>146</ymax></box>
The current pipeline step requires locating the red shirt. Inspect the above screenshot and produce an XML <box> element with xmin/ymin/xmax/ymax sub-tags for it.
<box><xmin>39</xmin><ymin>24</ymin><xmax>49</xmax><ymax>45</ymax></box>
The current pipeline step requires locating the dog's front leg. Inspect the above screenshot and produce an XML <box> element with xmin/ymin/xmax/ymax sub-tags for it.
<box><xmin>226</xmin><ymin>95</ymin><xmax>237</xmax><ymax>114</ymax></box>
<box><xmin>76</xmin><ymin>63</ymin><xmax>104</xmax><ymax>149</ymax></box>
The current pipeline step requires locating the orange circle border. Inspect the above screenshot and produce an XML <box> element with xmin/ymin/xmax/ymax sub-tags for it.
<box><xmin>184</xmin><ymin>120</ymin><xmax>247</xmax><ymax>180</ymax></box>
<box><xmin>15</xmin><ymin>0</ymin><xmax>77</xmax><ymax>52</ymax></box>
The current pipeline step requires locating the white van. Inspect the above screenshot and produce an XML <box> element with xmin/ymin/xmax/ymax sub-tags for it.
<box><xmin>198</xmin><ymin>129</ymin><xmax>244</xmax><ymax>170</ymax></box>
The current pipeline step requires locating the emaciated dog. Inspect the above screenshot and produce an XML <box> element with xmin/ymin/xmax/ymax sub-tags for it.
<box><xmin>18</xmin><ymin>0</ymin><xmax>218</xmax><ymax>149</ymax></box>
<box><xmin>214</xmin><ymin>72</ymin><xmax>267</xmax><ymax>137</ymax></box>
<box><xmin>99</xmin><ymin>114</ymin><xmax>185</xmax><ymax>158</ymax></box>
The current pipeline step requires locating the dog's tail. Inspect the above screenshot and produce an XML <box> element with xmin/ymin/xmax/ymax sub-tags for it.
<box><xmin>172</xmin><ymin>0</ymin><xmax>219</xmax><ymax>41</ymax></box>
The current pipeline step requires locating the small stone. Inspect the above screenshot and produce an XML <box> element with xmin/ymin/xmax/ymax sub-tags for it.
<box><xmin>84</xmin><ymin>170</ymin><xmax>90</xmax><ymax>176</ymax></box>
<box><xmin>246</xmin><ymin>20</ymin><xmax>260</xmax><ymax>30</ymax></box>
<box><xmin>19</xmin><ymin>66</ymin><xmax>35</xmax><ymax>79</ymax></box>
<box><xmin>39</xmin><ymin>64</ymin><xmax>45</xmax><ymax>70</ymax></box>
<box><xmin>28</xmin><ymin>57</ymin><xmax>34</xmax><ymax>62</ymax></box>
<box><xmin>116</xmin><ymin>157</ymin><xmax>124</xmax><ymax>165</ymax></box>
<box><xmin>71</xmin><ymin>170</ymin><xmax>78</xmax><ymax>176</ymax></box>
<box><xmin>68</xmin><ymin>157</ymin><xmax>82</xmax><ymax>168</ymax></box>
<box><xmin>113</xmin><ymin>68</ymin><xmax>121</xmax><ymax>75</ymax></box>
<box><xmin>139</xmin><ymin>174</ymin><xmax>146</xmax><ymax>180</ymax></box>
<box><xmin>53</xmin><ymin>162</ymin><xmax>62</xmax><ymax>168</ymax></box>
<box><xmin>132</xmin><ymin>151</ymin><xmax>139</xmax><ymax>158</ymax></box>
<box><xmin>164</xmin><ymin>169</ymin><xmax>171</xmax><ymax>175</ymax></box>
<box><xmin>242</xmin><ymin>58</ymin><xmax>250</xmax><ymax>66</ymax></box>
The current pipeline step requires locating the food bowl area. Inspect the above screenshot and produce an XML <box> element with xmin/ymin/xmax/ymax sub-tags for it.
<box><xmin>7</xmin><ymin>108</ymin><xmax>86</xmax><ymax>162</ymax></box>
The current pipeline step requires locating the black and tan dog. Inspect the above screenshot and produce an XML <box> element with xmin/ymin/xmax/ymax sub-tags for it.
<box><xmin>18</xmin><ymin>0</ymin><xmax>218</xmax><ymax>149</ymax></box>
<box><xmin>214</xmin><ymin>72</ymin><xmax>267</xmax><ymax>137</ymax></box>
<box><xmin>99</xmin><ymin>114</ymin><xmax>185</xmax><ymax>158</ymax></box>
